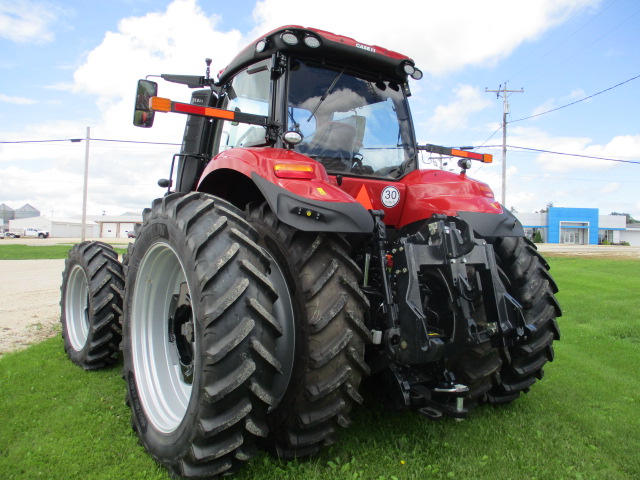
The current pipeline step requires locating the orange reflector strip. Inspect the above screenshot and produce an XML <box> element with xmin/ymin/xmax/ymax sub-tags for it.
<box><xmin>173</xmin><ymin>102</ymin><xmax>235</xmax><ymax>120</ymax></box>
<box><xmin>274</xmin><ymin>164</ymin><xmax>315</xmax><ymax>179</ymax></box>
<box><xmin>149</xmin><ymin>96</ymin><xmax>171</xmax><ymax>112</ymax></box>
<box><xmin>482</xmin><ymin>154</ymin><xmax>493</xmax><ymax>163</ymax></box>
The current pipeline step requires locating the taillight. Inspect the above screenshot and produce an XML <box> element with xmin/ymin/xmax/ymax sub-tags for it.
<box><xmin>479</xmin><ymin>184</ymin><xmax>495</xmax><ymax>198</ymax></box>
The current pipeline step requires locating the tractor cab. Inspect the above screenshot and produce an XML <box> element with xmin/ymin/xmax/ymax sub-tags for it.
<box><xmin>135</xmin><ymin>25</ymin><xmax>496</xmax><ymax>232</ymax></box>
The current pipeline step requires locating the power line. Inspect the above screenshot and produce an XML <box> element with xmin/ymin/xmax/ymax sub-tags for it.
<box><xmin>509</xmin><ymin>73</ymin><xmax>640</xmax><ymax>123</ymax></box>
<box><xmin>0</xmin><ymin>138</ymin><xmax>181</xmax><ymax>146</ymax></box>
<box><xmin>478</xmin><ymin>145</ymin><xmax>640</xmax><ymax>165</ymax></box>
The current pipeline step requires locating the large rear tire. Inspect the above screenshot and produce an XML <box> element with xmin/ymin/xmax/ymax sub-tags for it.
<box><xmin>246</xmin><ymin>202</ymin><xmax>370</xmax><ymax>459</ymax></box>
<box><xmin>60</xmin><ymin>241</ymin><xmax>124</xmax><ymax>370</ymax></box>
<box><xmin>486</xmin><ymin>236</ymin><xmax>561</xmax><ymax>403</ymax></box>
<box><xmin>123</xmin><ymin>193</ymin><xmax>283</xmax><ymax>478</ymax></box>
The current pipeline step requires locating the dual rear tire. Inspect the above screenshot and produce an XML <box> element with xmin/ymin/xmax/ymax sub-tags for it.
<box><xmin>60</xmin><ymin>241</ymin><xmax>124</xmax><ymax>370</ymax></box>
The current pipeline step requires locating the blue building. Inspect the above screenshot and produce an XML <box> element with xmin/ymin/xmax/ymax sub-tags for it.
<box><xmin>515</xmin><ymin>207</ymin><xmax>630</xmax><ymax>245</ymax></box>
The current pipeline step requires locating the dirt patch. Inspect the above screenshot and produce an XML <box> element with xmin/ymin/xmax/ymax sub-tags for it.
<box><xmin>536</xmin><ymin>244</ymin><xmax>640</xmax><ymax>259</ymax></box>
<box><xmin>0</xmin><ymin>241</ymin><xmax>637</xmax><ymax>357</ymax></box>
<box><xmin>0</xmin><ymin>259</ymin><xmax>65</xmax><ymax>356</ymax></box>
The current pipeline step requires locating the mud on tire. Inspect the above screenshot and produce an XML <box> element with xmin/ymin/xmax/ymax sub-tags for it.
<box><xmin>60</xmin><ymin>241</ymin><xmax>124</xmax><ymax>370</ymax></box>
<box><xmin>247</xmin><ymin>202</ymin><xmax>370</xmax><ymax>459</ymax></box>
<box><xmin>123</xmin><ymin>193</ymin><xmax>282</xmax><ymax>479</ymax></box>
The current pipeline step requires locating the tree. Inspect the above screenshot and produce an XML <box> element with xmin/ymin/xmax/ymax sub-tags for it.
<box><xmin>540</xmin><ymin>202</ymin><xmax>554</xmax><ymax>213</ymax></box>
<box><xmin>610</xmin><ymin>212</ymin><xmax>639</xmax><ymax>224</ymax></box>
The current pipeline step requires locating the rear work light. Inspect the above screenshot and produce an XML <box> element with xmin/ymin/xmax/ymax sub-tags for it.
<box><xmin>274</xmin><ymin>163</ymin><xmax>315</xmax><ymax>179</ymax></box>
<box><xmin>281</xmin><ymin>32</ymin><xmax>299</xmax><ymax>46</ymax></box>
<box><xmin>255</xmin><ymin>39</ymin><xmax>267</xmax><ymax>53</ymax></box>
<box><xmin>304</xmin><ymin>35</ymin><xmax>321</xmax><ymax>48</ymax></box>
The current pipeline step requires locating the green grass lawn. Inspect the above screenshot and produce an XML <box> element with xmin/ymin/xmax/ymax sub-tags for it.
<box><xmin>0</xmin><ymin>256</ymin><xmax>638</xmax><ymax>480</ymax></box>
<box><xmin>0</xmin><ymin>244</ymin><xmax>128</xmax><ymax>260</ymax></box>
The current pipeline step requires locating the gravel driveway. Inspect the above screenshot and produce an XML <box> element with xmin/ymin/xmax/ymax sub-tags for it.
<box><xmin>0</xmin><ymin>259</ymin><xmax>65</xmax><ymax>355</ymax></box>
<box><xmin>0</xmin><ymin>241</ymin><xmax>637</xmax><ymax>357</ymax></box>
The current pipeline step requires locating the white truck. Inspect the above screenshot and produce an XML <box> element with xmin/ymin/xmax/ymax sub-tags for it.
<box><xmin>6</xmin><ymin>227</ymin><xmax>50</xmax><ymax>238</ymax></box>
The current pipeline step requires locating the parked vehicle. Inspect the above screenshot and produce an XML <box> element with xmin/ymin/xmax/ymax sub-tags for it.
<box><xmin>23</xmin><ymin>227</ymin><xmax>49</xmax><ymax>238</ymax></box>
<box><xmin>5</xmin><ymin>227</ymin><xmax>49</xmax><ymax>238</ymax></box>
<box><xmin>60</xmin><ymin>25</ymin><xmax>561</xmax><ymax>479</ymax></box>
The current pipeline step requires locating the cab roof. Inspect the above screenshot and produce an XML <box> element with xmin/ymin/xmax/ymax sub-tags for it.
<box><xmin>217</xmin><ymin>25</ymin><xmax>416</xmax><ymax>85</ymax></box>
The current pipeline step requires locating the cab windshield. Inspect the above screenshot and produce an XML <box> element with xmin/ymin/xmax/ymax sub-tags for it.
<box><xmin>287</xmin><ymin>58</ymin><xmax>417</xmax><ymax>178</ymax></box>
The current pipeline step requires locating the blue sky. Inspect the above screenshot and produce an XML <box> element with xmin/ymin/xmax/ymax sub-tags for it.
<box><xmin>1</xmin><ymin>0</ymin><xmax>639</xmax><ymax>219</ymax></box>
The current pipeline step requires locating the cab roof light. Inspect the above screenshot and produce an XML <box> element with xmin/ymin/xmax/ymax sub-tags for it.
<box><xmin>403</xmin><ymin>63</ymin><xmax>415</xmax><ymax>75</ymax></box>
<box><xmin>304</xmin><ymin>35</ymin><xmax>321</xmax><ymax>48</ymax></box>
<box><xmin>274</xmin><ymin>163</ymin><xmax>315</xmax><ymax>179</ymax></box>
<box><xmin>281</xmin><ymin>31</ymin><xmax>299</xmax><ymax>46</ymax></box>
<box><xmin>255</xmin><ymin>39</ymin><xmax>268</xmax><ymax>53</ymax></box>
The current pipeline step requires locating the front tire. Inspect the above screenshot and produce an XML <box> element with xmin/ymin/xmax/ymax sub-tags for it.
<box><xmin>60</xmin><ymin>241</ymin><xmax>124</xmax><ymax>370</ymax></box>
<box><xmin>247</xmin><ymin>202</ymin><xmax>370</xmax><ymax>459</ymax></box>
<box><xmin>123</xmin><ymin>193</ymin><xmax>282</xmax><ymax>479</ymax></box>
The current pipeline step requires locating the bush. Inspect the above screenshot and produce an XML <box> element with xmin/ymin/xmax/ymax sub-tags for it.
<box><xmin>602</xmin><ymin>239</ymin><xmax>611</xmax><ymax>245</ymax></box>
<box><xmin>533</xmin><ymin>231</ymin><xmax>543</xmax><ymax>243</ymax></box>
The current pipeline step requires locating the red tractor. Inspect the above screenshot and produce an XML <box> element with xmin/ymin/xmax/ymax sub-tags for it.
<box><xmin>60</xmin><ymin>25</ymin><xmax>560</xmax><ymax>479</ymax></box>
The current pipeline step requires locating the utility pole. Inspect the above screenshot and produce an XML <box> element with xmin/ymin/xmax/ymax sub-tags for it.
<box><xmin>81</xmin><ymin>126</ymin><xmax>91</xmax><ymax>242</ymax></box>
<box><xmin>485</xmin><ymin>82</ymin><xmax>523</xmax><ymax>205</ymax></box>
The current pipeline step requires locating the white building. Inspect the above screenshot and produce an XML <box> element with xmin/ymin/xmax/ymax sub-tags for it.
<box><xmin>8</xmin><ymin>213</ymin><xmax>142</xmax><ymax>238</ymax></box>
<box><xmin>82</xmin><ymin>214</ymin><xmax>141</xmax><ymax>238</ymax></box>
<box><xmin>8</xmin><ymin>216</ymin><xmax>100</xmax><ymax>238</ymax></box>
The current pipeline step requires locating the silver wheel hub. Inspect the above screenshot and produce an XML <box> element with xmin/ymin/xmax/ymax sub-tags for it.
<box><xmin>65</xmin><ymin>264</ymin><xmax>90</xmax><ymax>351</ymax></box>
<box><xmin>131</xmin><ymin>242</ymin><xmax>195</xmax><ymax>434</ymax></box>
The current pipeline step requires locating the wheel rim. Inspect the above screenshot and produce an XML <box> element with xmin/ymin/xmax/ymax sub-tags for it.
<box><xmin>264</xmin><ymin>251</ymin><xmax>296</xmax><ymax>409</ymax></box>
<box><xmin>65</xmin><ymin>264</ymin><xmax>90</xmax><ymax>351</ymax></box>
<box><xmin>131</xmin><ymin>241</ymin><xmax>195</xmax><ymax>433</ymax></box>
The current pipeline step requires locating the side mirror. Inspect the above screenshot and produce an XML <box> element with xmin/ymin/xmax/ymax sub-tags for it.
<box><xmin>133</xmin><ymin>79</ymin><xmax>158</xmax><ymax>128</ymax></box>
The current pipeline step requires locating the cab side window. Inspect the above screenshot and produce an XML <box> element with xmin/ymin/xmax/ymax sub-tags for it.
<box><xmin>219</xmin><ymin>60</ymin><xmax>271</xmax><ymax>150</ymax></box>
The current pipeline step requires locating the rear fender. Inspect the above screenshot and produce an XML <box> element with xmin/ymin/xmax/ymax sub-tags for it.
<box><xmin>197</xmin><ymin>148</ymin><xmax>374</xmax><ymax>233</ymax></box>
<box><xmin>398</xmin><ymin>169</ymin><xmax>524</xmax><ymax>238</ymax></box>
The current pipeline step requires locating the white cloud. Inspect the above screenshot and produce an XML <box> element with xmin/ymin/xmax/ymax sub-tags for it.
<box><xmin>251</xmin><ymin>0</ymin><xmax>599</xmax><ymax>75</ymax></box>
<box><xmin>1</xmin><ymin>0</ymin><xmax>249</xmax><ymax>217</ymax></box>
<box><xmin>531</xmin><ymin>98</ymin><xmax>557</xmax><ymax>118</ymax></box>
<box><xmin>0</xmin><ymin>0</ymin><xmax>61</xmax><ymax>44</ymax></box>
<box><xmin>427</xmin><ymin>85</ymin><xmax>491</xmax><ymax>132</ymax></box>
<box><xmin>601</xmin><ymin>182</ymin><xmax>619</xmax><ymax>194</ymax></box>
<box><xmin>0</xmin><ymin>93</ymin><xmax>36</xmax><ymax>105</ymax></box>
<box><xmin>6</xmin><ymin>0</ymin><xmax>630</xmax><ymax>220</ymax></box>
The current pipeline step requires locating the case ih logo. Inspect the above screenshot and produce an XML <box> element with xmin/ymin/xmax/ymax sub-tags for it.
<box><xmin>356</xmin><ymin>43</ymin><xmax>376</xmax><ymax>53</ymax></box>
